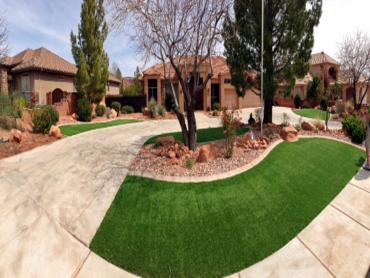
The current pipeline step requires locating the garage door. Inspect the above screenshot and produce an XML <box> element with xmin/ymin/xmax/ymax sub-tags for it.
<box><xmin>224</xmin><ymin>89</ymin><xmax>238</xmax><ymax>109</ymax></box>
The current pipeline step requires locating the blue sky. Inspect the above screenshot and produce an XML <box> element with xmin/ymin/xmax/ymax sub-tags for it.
<box><xmin>0</xmin><ymin>0</ymin><xmax>369</xmax><ymax>76</ymax></box>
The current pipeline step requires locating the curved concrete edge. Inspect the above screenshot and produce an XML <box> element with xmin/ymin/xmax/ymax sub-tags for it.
<box><xmin>128</xmin><ymin>135</ymin><xmax>365</xmax><ymax>183</ymax></box>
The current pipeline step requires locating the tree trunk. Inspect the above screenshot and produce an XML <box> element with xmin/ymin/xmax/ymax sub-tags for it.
<box><xmin>173</xmin><ymin>108</ymin><xmax>189</xmax><ymax>147</ymax></box>
<box><xmin>263</xmin><ymin>98</ymin><xmax>273</xmax><ymax>123</ymax></box>
<box><xmin>186</xmin><ymin>106</ymin><xmax>197</xmax><ymax>151</ymax></box>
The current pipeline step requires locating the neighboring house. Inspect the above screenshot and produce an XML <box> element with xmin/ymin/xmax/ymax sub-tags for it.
<box><xmin>142</xmin><ymin>52</ymin><xmax>369</xmax><ymax>111</ymax></box>
<box><xmin>276</xmin><ymin>52</ymin><xmax>369</xmax><ymax>107</ymax></box>
<box><xmin>0</xmin><ymin>47</ymin><xmax>121</xmax><ymax>115</ymax></box>
<box><xmin>142</xmin><ymin>56</ymin><xmax>261</xmax><ymax>112</ymax></box>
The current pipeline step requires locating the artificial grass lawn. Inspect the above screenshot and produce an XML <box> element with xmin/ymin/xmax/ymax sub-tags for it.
<box><xmin>91</xmin><ymin>138</ymin><xmax>364</xmax><ymax>278</ymax></box>
<box><xmin>294</xmin><ymin>108</ymin><xmax>328</xmax><ymax>121</ymax></box>
<box><xmin>59</xmin><ymin>119</ymin><xmax>141</xmax><ymax>136</ymax></box>
<box><xmin>145</xmin><ymin>126</ymin><xmax>249</xmax><ymax>145</ymax></box>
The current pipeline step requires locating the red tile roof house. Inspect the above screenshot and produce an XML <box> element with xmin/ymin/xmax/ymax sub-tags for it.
<box><xmin>0</xmin><ymin>47</ymin><xmax>122</xmax><ymax>116</ymax></box>
<box><xmin>142</xmin><ymin>52</ymin><xmax>369</xmax><ymax>111</ymax></box>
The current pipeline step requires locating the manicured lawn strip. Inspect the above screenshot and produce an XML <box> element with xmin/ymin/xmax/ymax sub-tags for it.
<box><xmin>59</xmin><ymin>119</ymin><xmax>141</xmax><ymax>136</ymax></box>
<box><xmin>294</xmin><ymin>108</ymin><xmax>328</xmax><ymax>120</ymax></box>
<box><xmin>145</xmin><ymin>127</ymin><xmax>249</xmax><ymax>145</ymax></box>
<box><xmin>91</xmin><ymin>139</ymin><xmax>364</xmax><ymax>278</ymax></box>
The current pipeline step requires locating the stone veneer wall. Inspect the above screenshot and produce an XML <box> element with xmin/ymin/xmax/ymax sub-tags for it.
<box><xmin>0</xmin><ymin>67</ymin><xmax>8</xmax><ymax>94</ymax></box>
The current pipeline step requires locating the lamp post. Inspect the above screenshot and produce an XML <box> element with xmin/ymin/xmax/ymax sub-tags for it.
<box><xmin>260</xmin><ymin>0</ymin><xmax>264</xmax><ymax>136</ymax></box>
<box><xmin>364</xmin><ymin>107</ymin><xmax>370</xmax><ymax>171</ymax></box>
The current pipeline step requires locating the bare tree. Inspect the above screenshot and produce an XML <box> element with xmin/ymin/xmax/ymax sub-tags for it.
<box><xmin>339</xmin><ymin>31</ymin><xmax>370</xmax><ymax>110</ymax></box>
<box><xmin>108</xmin><ymin>0</ymin><xmax>230</xmax><ymax>150</ymax></box>
<box><xmin>0</xmin><ymin>12</ymin><xmax>8</xmax><ymax>58</ymax></box>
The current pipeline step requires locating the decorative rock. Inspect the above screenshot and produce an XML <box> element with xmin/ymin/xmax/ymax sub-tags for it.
<box><xmin>316</xmin><ymin>122</ymin><xmax>325</xmax><ymax>131</ymax></box>
<box><xmin>197</xmin><ymin>144</ymin><xmax>219</xmax><ymax>163</ymax></box>
<box><xmin>301</xmin><ymin>121</ymin><xmax>315</xmax><ymax>131</ymax></box>
<box><xmin>156</xmin><ymin>136</ymin><xmax>176</xmax><ymax>147</ymax></box>
<box><xmin>15</xmin><ymin>118</ymin><xmax>25</xmax><ymax>132</ymax></box>
<box><xmin>108</xmin><ymin>109</ymin><xmax>117</xmax><ymax>119</ymax></box>
<box><xmin>168</xmin><ymin>150</ymin><xmax>176</xmax><ymax>159</ymax></box>
<box><xmin>11</xmin><ymin>129</ymin><xmax>22</xmax><ymax>143</ymax></box>
<box><xmin>280</xmin><ymin>125</ymin><xmax>299</xmax><ymax>142</ymax></box>
<box><xmin>49</xmin><ymin>125</ymin><xmax>62</xmax><ymax>139</ymax></box>
<box><xmin>71</xmin><ymin>113</ymin><xmax>78</xmax><ymax>120</ymax></box>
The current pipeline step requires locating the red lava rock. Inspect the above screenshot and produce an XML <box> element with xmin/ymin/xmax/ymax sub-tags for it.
<box><xmin>49</xmin><ymin>125</ymin><xmax>62</xmax><ymax>139</ymax></box>
<box><xmin>197</xmin><ymin>144</ymin><xmax>219</xmax><ymax>163</ymax></box>
<box><xmin>11</xmin><ymin>129</ymin><xmax>22</xmax><ymax>143</ymax></box>
<box><xmin>280</xmin><ymin>125</ymin><xmax>299</xmax><ymax>142</ymax></box>
<box><xmin>301</xmin><ymin>121</ymin><xmax>315</xmax><ymax>131</ymax></box>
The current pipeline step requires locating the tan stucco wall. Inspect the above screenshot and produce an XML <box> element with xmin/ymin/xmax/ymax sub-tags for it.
<box><xmin>107</xmin><ymin>82</ymin><xmax>120</xmax><ymax>96</ymax></box>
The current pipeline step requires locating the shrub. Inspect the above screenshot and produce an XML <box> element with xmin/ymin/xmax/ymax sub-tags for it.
<box><xmin>0</xmin><ymin>116</ymin><xmax>16</xmax><ymax>130</ymax></box>
<box><xmin>13</xmin><ymin>95</ymin><xmax>29</xmax><ymax>118</ymax></box>
<box><xmin>213</xmin><ymin>102</ymin><xmax>221</xmax><ymax>111</ymax></box>
<box><xmin>111</xmin><ymin>101</ymin><xmax>121</xmax><ymax>115</ymax></box>
<box><xmin>222</xmin><ymin>108</ymin><xmax>241</xmax><ymax>158</ymax></box>
<box><xmin>32</xmin><ymin>105</ymin><xmax>59</xmax><ymax>133</ymax></box>
<box><xmin>77</xmin><ymin>98</ymin><xmax>92</xmax><ymax>122</ymax></box>
<box><xmin>294</xmin><ymin>95</ymin><xmax>301</xmax><ymax>108</ymax></box>
<box><xmin>185</xmin><ymin>158</ymin><xmax>195</xmax><ymax>170</ymax></box>
<box><xmin>158</xmin><ymin>105</ymin><xmax>166</xmax><ymax>117</ymax></box>
<box><xmin>248</xmin><ymin>113</ymin><xmax>256</xmax><ymax>125</ymax></box>
<box><xmin>121</xmin><ymin>105</ymin><xmax>134</xmax><ymax>114</ymax></box>
<box><xmin>95</xmin><ymin>104</ymin><xmax>106</xmax><ymax>117</ymax></box>
<box><xmin>342</xmin><ymin>115</ymin><xmax>366</xmax><ymax>143</ymax></box>
<box><xmin>148</xmin><ymin>98</ymin><xmax>158</xmax><ymax>118</ymax></box>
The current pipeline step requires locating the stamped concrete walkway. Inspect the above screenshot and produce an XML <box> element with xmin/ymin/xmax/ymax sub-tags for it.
<box><xmin>0</xmin><ymin>109</ymin><xmax>368</xmax><ymax>277</ymax></box>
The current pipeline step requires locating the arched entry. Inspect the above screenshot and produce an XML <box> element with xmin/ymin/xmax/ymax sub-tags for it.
<box><xmin>51</xmin><ymin>88</ymin><xmax>64</xmax><ymax>104</ymax></box>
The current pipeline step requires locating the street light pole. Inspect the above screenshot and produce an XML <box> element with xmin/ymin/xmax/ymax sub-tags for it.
<box><xmin>260</xmin><ymin>0</ymin><xmax>264</xmax><ymax>136</ymax></box>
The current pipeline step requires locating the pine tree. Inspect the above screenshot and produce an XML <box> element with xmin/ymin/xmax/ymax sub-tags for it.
<box><xmin>71</xmin><ymin>0</ymin><xmax>109</xmax><ymax>104</ymax></box>
<box><xmin>223</xmin><ymin>0</ymin><xmax>322</xmax><ymax>123</ymax></box>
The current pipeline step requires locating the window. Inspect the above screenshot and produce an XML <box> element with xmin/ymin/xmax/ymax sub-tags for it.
<box><xmin>224</xmin><ymin>79</ymin><xmax>231</xmax><ymax>84</ymax></box>
<box><xmin>165</xmin><ymin>83</ymin><xmax>179</xmax><ymax>110</ymax></box>
<box><xmin>21</xmin><ymin>75</ymin><xmax>31</xmax><ymax>92</ymax></box>
<box><xmin>148</xmin><ymin>79</ymin><xmax>158</xmax><ymax>102</ymax></box>
<box><xmin>211</xmin><ymin>83</ymin><xmax>220</xmax><ymax>108</ymax></box>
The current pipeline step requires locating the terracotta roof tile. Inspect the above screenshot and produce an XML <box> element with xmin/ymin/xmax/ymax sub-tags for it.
<box><xmin>310</xmin><ymin>52</ymin><xmax>340</xmax><ymax>66</ymax></box>
<box><xmin>1</xmin><ymin>47</ymin><xmax>120</xmax><ymax>83</ymax></box>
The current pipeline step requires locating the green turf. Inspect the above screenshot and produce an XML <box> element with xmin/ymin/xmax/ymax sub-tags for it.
<box><xmin>294</xmin><ymin>108</ymin><xmax>328</xmax><ymax>121</ymax></box>
<box><xmin>91</xmin><ymin>138</ymin><xmax>364</xmax><ymax>278</ymax></box>
<box><xmin>145</xmin><ymin>127</ymin><xmax>249</xmax><ymax>145</ymax></box>
<box><xmin>59</xmin><ymin>119</ymin><xmax>141</xmax><ymax>136</ymax></box>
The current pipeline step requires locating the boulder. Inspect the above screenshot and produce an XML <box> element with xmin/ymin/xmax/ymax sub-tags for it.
<box><xmin>71</xmin><ymin>113</ymin><xmax>78</xmax><ymax>121</ymax></box>
<box><xmin>197</xmin><ymin>144</ymin><xmax>219</xmax><ymax>163</ymax></box>
<box><xmin>15</xmin><ymin>118</ymin><xmax>25</xmax><ymax>132</ymax></box>
<box><xmin>156</xmin><ymin>136</ymin><xmax>176</xmax><ymax>147</ymax></box>
<box><xmin>301</xmin><ymin>121</ymin><xmax>316</xmax><ymax>131</ymax></box>
<box><xmin>108</xmin><ymin>109</ymin><xmax>117</xmax><ymax>119</ymax></box>
<box><xmin>316</xmin><ymin>122</ymin><xmax>325</xmax><ymax>131</ymax></box>
<box><xmin>11</xmin><ymin>129</ymin><xmax>22</xmax><ymax>143</ymax></box>
<box><xmin>168</xmin><ymin>150</ymin><xmax>176</xmax><ymax>159</ymax></box>
<box><xmin>280</xmin><ymin>125</ymin><xmax>299</xmax><ymax>142</ymax></box>
<box><xmin>49</xmin><ymin>125</ymin><xmax>62</xmax><ymax>139</ymax></box>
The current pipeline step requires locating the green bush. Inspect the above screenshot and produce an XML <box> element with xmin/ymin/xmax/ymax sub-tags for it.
<box><xmin>158</xmin><ymin>105</ymin><xmax>166</xmax><ymax>117</ymax></box>
<box><xmin>121</xmin><ymin>105</ymin><xmax>134</xmax><ymax>114</ymax></box>
<box><xmin>95</xmin><ymin>104</ymin><xmax>106</xmax><ymax>117</ymax></box>
<box><xmin>32</xmin><ymin>105</ymin><xmax>59</xmax><ymax>133</ymax></box>
<box><xmin>294</xmin><ymin>95</ymin><xmax>301</xmax><ymax>108</ymax></box>
<box><xmin>77</xmin><ymin>98</ymin><xmax>92</xmax><ymax>122</ymax></box>
<box><xmin>148</xmin><ymin>98</ymin><xmax>158</xmax><ymax>118</ymax></box>
<box><xmin>0</xmin><ymin>116</ymin><xmax>16</xmax><ymax>130</ymax></box>
<box><xmin>342</xmin><ymin>115</ymin><xmax>366</xmax><ymax>144</ymax></box>
<box><xmin>111</xmin><ymin>101</ymin><xmax>121</xmax><ymax>115</ymax></box>
<box><xmin>213</xmin><ymin>102</ymin><xmax>221</xmax><ymax>111</ymax></box>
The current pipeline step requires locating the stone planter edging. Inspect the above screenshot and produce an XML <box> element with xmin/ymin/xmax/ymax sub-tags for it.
<box><xmin>128</xmin><ymin>135</ymin><xmax>365</xmax><ymax>183</ymax></box>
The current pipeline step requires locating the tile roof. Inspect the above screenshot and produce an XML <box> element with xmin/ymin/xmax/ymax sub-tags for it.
<box><xmin>0</xmin><ymin>47</ymin><xmax>121</xmax><ymax>84</ymax></box>
<box><xmin>310</xmin><ymin>52</ymin><xmax>340</xmax><ymax>66</ymax></box>
<box><xmin>143</xmin><ymin>56</ymin><xmax>231</xmax><ymax>79</ymax></box>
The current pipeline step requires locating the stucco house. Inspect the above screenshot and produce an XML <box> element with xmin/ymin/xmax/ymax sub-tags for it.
<box><xmin>0</xmin><ymin>47</ymin><xmax>121</xmax><ymax>115</ymax></box>
<box><xmin>142</xmin><ymin>52</ymin><xmax>369</xmax><ymax>111</ymax></box>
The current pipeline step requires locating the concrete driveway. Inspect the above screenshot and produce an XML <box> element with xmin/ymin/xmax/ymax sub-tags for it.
<box><xmin>0</xmin><ymin>108</ymin><xmax>367</xmax><ymax>278</ymax></box>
